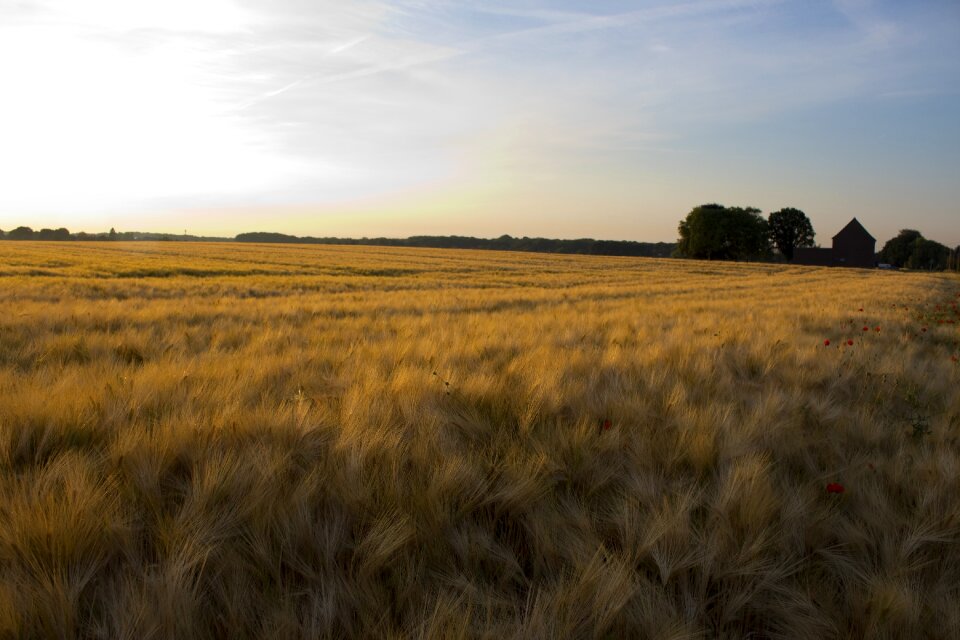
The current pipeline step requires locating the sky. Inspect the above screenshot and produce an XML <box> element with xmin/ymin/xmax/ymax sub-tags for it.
<box><xmin>0</xmin><ymin>0</ymin><xmax>958</xmax><ymax>245</ymax></box>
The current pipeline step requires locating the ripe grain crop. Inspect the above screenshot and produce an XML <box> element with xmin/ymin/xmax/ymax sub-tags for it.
<box><xmin>1</xmin><ymin>241</ymin><xmax>958</xmax><ymax>638</ymax></box>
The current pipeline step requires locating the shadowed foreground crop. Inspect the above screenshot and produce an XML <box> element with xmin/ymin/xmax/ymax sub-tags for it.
<box><xmin>1</xmin><ymin>242</ymin><xmax>959</xmax><ymax>639</ymax></box>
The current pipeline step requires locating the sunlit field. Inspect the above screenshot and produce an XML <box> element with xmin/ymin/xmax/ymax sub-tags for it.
<box><xmin>1</xmin><ymin>242</ymin><xmax>958</xmax><ymax>639</ymax></box>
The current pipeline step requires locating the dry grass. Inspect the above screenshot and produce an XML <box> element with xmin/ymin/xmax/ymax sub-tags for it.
<box><xmin>1</xmin><ymin>241</ymin><xmax>958</xmax><ymax>639</ymax></box>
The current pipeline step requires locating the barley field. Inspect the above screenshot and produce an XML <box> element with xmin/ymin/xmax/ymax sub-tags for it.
<box><xmin>1</xmin><ymin>241</ymin><xmax>958</xmax><ymax>639</ymax></box>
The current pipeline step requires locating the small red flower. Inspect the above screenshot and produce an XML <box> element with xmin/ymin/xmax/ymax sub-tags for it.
<box><xmin>874</xmin><ymin>327</ymin><xmax>880</xmax><ymax>332</ymax></box>
<box><xmin>826</xmin><ymin>482</ymin><xmax>845</xmax><ymax>494</ymax></box>
<box><xmin>952</xmin><ymin>356</ymin><xmax>958</xmax><ymax>363</ymax></box>
<box><xmin>858</xmin><ymin>308</ymin><xmax>863</xmax><ymax>312</ymax></box>
<box><xmin>847</xmin><ymin>340</ymin><xmax>854</xmax><ymax>346</ymax></box>
<box><xmin>862</xmin><ymin>326</ymin><xmax>869</xmax><ymax>331</ymax></box>
<box><xmin>602</xmin><ymin>419</ymin><xmax>612</xmax><ymax>431</ymax></box>
<box><xmin>922</xmin><ymin>328</ymin><xmax>927</xmax><ymax>332</ymax></box>
<box><xmin>824</xmin><ymin>339</ymin><xmax>831</xmax><ymax>346</ymax></box>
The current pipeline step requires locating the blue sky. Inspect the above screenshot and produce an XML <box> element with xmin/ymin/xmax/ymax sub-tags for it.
<box><xmin>0</xmin><ymin>0</ymin><xmax>957</xmax><ymax>245</ymax></box>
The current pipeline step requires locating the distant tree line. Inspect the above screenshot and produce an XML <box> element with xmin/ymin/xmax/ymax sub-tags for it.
<box><xmin>235</xmin><ymin>232</ymin><xmax>677</xmax><ymax>258</ymax></box>
<box><xmin>0</xmin><ymin>226</ymin><xmax>674</xmax><ymax>257</ymax></box>
<box><xmin>4</xmin><ymin>221</ymin><xmax>954</xmax><ymax>270</ymax></box>
<box><xmin>675</xmin><ymin>204</ymin><xmax>956</xmax><ymax>271</ymax></box>
<box><xmin>0</xmin><ymin>226</ymin><xmax>226</xmax><ymax>242</ymax></box>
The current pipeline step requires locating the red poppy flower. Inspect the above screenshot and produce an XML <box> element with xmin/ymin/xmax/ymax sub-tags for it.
<box><xmin>858</xmin><ymin>308</ymin><xmax>863</xmax><ymax>312</ymax></box>
<box><xmin>952</xmin><ymin>356</ymin><xmax>959</xmax><ymax>363</ymax></box>
<box><xmin>874</xmin><ymin>327</ymin><xmax>880</xmax><ymax>332</ymax></box>
<box><xmin>847</xmin><ymin>340</ymin><xmax>854</xmax><ymax>346</ymax></box>
<box><xmin>602</xmin><ymin>419</ymin><xmax>612</xmax><ymax>431</ymax></box>
<box><xmin>863</xmin><ymin>326</ymin><xmax>869</xmax><ymax>331</ymax></box>
<box><xmin>826</xmin><ymin>482</ymin><xmax>845</xmax><ymax>494</ymax></box>
<box><xmin>824</xmin><ymin>339</ymin><xmax>831</xmax><ymax>346</ymax></box>
<box><xmin>922</xmin><ymin>328</ymin><xmax>928</xmax><ymax>332</ymax></box>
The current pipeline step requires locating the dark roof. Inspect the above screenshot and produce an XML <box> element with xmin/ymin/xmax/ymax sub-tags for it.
<box><xmin>832</xmin><ymin>217</ymin><xmax>875</xmax><ymax>242</ymax></box>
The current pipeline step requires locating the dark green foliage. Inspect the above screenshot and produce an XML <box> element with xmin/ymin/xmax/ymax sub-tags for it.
<box><xmin>36</xmin><ymin>227</ymin><xmax>72</xmax><ymax>241</ymax></box>
<box><xmin>907</xmin><ymin>238</ymin><xmax>949</xmax><ymax>270</ymax></box>
<box><xmin>675</xmin><ymin>204</ymin><xmax>771</xmax><ymax>260</ymax></box>
<box><xmin>879</xmin><ymin>230</ymin><xmax>922</xmax><ymax>267</ymax></box>
<box><xmin>768</xmin><ymin>208</ymin><xmax>815</xmax><ymax>260</ymax></box>
<box><xmin>879</xmin><ymin>230</ymin><xmax>949</xmax><ymax>270</ymax></box>
<box><xmin>948</xmin><ymin>247</ymin><xmax>960</xmax><ymax>272</ymax></box>
<box><xmin>7</xmin><ymin>226</ymin><xmax>35</xmax><ymax>240</ymax></box>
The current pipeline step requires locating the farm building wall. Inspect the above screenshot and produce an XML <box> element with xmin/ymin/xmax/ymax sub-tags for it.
<box><xmin>793</xmin><ymin>247</ymin><xmax>835</xmax><ymax>266</ymax></box>
<box><xmin>794</xmin><ymin>218</ymin><xmax>876</xmax><ymax>268</ymax></box>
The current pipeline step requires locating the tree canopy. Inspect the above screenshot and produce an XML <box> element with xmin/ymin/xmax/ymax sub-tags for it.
<box><xmin>37</xmin><ymin>227</ymin><xmax>72</xmax><ymax>241</ymax></box>
<box><xmin>879</xmin><ymin>229</ymin><xmax>949</xmax><ymax>270</ymax></box>
<box><xmin>768</xmin><ymin>208</ymin><xmax>815</xmax><ymax>260</ymax></box>
<box><xmin>675</xmin><ymin>204</ymin><xmax>770</xmax><ymax>260</ymax></box>
<box><xmin>948</xmin><ymin>247</ymin><xmax>960</xmax><ymax>273</ymax></box>
<box><xmin>7</xmin><ymin>226</ymin><xmax>35</xmax><ymax>240</ymax></box>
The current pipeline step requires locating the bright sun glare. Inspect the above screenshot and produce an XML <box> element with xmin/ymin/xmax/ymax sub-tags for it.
<box><xmin>0</xmin><ymin>1</ymin><xmax>313</xmax><ymax>216</ymax></box>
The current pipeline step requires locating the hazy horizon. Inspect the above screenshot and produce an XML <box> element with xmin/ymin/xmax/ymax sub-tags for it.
<box><xmin>1</xmin><ymin>0</ymin><xmax>958</xmax><ymax>246</ymax></box>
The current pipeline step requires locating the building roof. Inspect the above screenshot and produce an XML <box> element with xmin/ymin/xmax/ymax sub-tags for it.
<box><xmin>832</xmin><ymin>217</ymin><xmax>876</xmax><ymax>243</ymax></box>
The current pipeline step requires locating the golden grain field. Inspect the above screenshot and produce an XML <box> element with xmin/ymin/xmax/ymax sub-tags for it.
<box><xmin>1</xmin><ymin>241</ymin><xmax>959</xmax><ymax>639</ymax></box>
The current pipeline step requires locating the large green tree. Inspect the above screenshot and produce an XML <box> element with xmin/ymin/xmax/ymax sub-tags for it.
<box><xmin>879</xmin><ymin>229</ymin><xmax>950</xmax><ymax>270</ymax></box>
<box><xmin>676</xmin><ymin>204</ymin><xmax>770</xmax><ymax>260</ymax></box>
<box><xmin>878</xmin><ymin>230</ymin><xmax>922</xmax><ymax>267</ymax></box>
<box><xmin>767</xmin><ymin>207</ymin><xmax>815</xmax><ymax>260</ymax></box>
<box><xmin>906</xmin><ymin>238</ymin><xmax>949</xmax><ymax>270</ymax></box>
